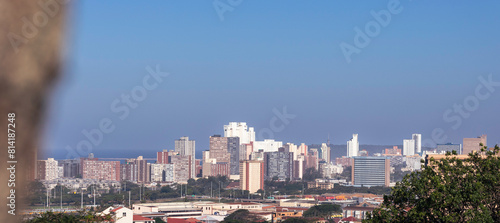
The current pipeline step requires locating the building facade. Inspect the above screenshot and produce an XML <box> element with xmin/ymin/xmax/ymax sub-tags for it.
<box><xmin>175</xmin><ymin>136</ymin><xmax>196</xmax><ymax>179</ymax></box>
<box><xmin>82</xmin><ymin>160</ymin><xmax>120</xmax><ymax>181</ymax></box>
<box><xmin>240</xmin><ymin>160</ymin><xmax>264</xmax><ymax>193</ymax></box>
<box><xmin>264</xmin><ymin>149</ymin><xmax>293</xmax><ymax>181</ymax></box>
<box><xmin>347</xmin><ymin>134</ymin><xmax>359</xmax><ymax>157</ymax></box>
<box><xmin>36</xmin><ymin>158</ymin><xmax>59</xmax><ymax>180</ymax></box>
<box><xmin>352</xmin><ymin>156</ymin><xmax>390</xmax><ymax>187</ymax></box>
<box><xmin>463</xmin><ymin>135</ymin><xmax>487</xmax><ymax>155</ymax></box>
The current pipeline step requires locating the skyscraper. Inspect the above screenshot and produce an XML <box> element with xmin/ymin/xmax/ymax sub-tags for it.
<box><xmin>224</xmin><ymin>122</ymin><xmax>255</xmax><ymax>144</ymax></box>
<box><xmin>175</xmin><ymin>136</ymin><xmax>196</xmax><ymax>178</ymax></box>
<box><xmin>352</xmin><ymin>156</ymin><xmax>390</xmax><ymax>187</ymax></box>
<box><xmin>412</xmin><ymin>134</ymin><xmax>422</xmax><ymax>154</ymax></box>
<box><xmin>36</xmin><ymin>158</ymin><xmax>59</xmax><ymax>180</ymax></box>
<box><xmin>320</xmin><ymin>143</ymin><xmax>331</xmax><ymax>163</ymax></box>
<box><xmin>403</xmin><ymin>139</ymin><xmax>415</xmax><ymax>156</ymax></box>
<box><xmin>240</xmin><ymin>160</ymin><xmax>264</xmax><ymax>193</ymax></box>
<box><xmin>227</xmin><ymin>137</ymin><xmax>240</xmax><ymax>177</ymax></box>
<box><xmin>463</xmin><ymin>135</ymin><xmax>487</xmax><ymax>155</ymax></box>
<box><xmin>347</xmin><ymin>134</ymin><xmax>359</xmax><ymax>157</ymax></box>
<box><xmin>157</xmin><ymin>149</ymin><xmax>169</xmax><ymax>164</ymax></box>
<box><xmin>264</xmin><ymin>148</ymin><xmax>294</xmax><ymax>181</ymax></box>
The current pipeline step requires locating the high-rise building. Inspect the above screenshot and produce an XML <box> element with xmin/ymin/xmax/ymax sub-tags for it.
<box><xmin>298</xmin><ymin>143</ymin><xmax>308</xmax><ymax>157</ymax></box>
<box><xmin>283</xmin><ymin>143</ymin><xmax>299</xmax><ymax>160</ymax></box>
<box><xmin>175</xmin><ymin>136</ymin><xmax>196</xmax><ymax>179</ymax></box>
<box><xmin>170</xmin><ymin>154</ymin><xmax>191</xmax><ymax>183</ymax></box>
<box><xmin>320</xmin><ymin>143</ymin><xmax>331</xmax><ymax>163</ymax></box>
<box><xmin>209</xmin><ymin>135</ymin><xmax>230</xmax><ymax>163</ymax></box>
<box><xmin>293</xmin><ymin>155</ymin><xmax>305</xmax><ymax>180</ymax></box>
<box><xmin>82</xmin><ymin>159</ymin><xmax>120</xmax><ymax>181</ymax></box>
<box><xmin>436</xmin><ymin>143</ymin><xmax>462</xmax><ymax>154</ymax></box>
<box><xmin>240</xmin><ymin>160</ymin><xmax>264</xmax><ymax>193</ymax></box>
<box><xmin>135</xmin><ymin>156</ymin><xmax>150</xmax><ymax>183</ymax></box>
<box><xmin>150</xmin><ymin>163</ymin><xmax>174</xmax><ymax>182</ymax></box>
<box><xmin>412</xmin><ymin>134</ymin><xmax>422</xmax><ymax>154</ymax></box>
<box><xmin>352</xmin><ymin>156</ymin><xmax>390</xmax><ymax>187</ymax></box>
<box><xmin>264</xmin><ymin>148</ymin><xmax>294</xmax><ymax>181</ymax></box>
<box><xmin>306</xmin><ymin>149</ymin><xmax>319</xmax><ymax>170</ymax></box>
<box><xmin>120</xmin><ymin>162</ymin><xmax>137</xmax><ymax>182</ymax></box>
<box><xmin>59</xmin><ymin>159</ymin><xmax>80</xmax><ymax>178</ymax></box>
<box><xmin>227</xmin><ymin>137</ymin><xmax>240</xmax><ymax>177</ymax></box>
<box><xmin>157</xmin><ymin>150</ymin><xmax>169</xmax><ymax>164</ymax></box>
<box><xmin>463</xmin><ymin>135</ymin><xmax>487</xmax><ymax>155</ymax></box>
<box><xmin>240</xmin><ymin>143</ymin><xmax>254</xmax><ymax>161</ymax></box>
<box><xmin>403</xmin><ymin>139</ymin><xmax>415</xmax><ymax>156</ymax></box>
<box><xmin>253</xmin><ymin>139</ymin><xmax>283</xmax><ymax>153</ymax></box>
<box><xmin>36</xmin><ymin>158</ymin><xmax>59</xmax><ymax>181</ymax></box>
<box><xmin>210</xmin><ymin>162</ymin><xmax>230</xmax><ymax>177</ymax></box>
<box><xmin>224</xmin><ymin>122</ymin><xmax>255</xmax><ymax>144</ymax></box>
<box><xmin>202</xmin><ymin>150</ymin><xmax>215</xmax><ymax>178</ymax></box>
<box><xmin>195</xmin><ymin>159</ymin><xmax>202</xmax><ymax>177</ymax></box>
<box><xmin>347</xmin><ymin>134</ymin><xmax>359</xmax><ymax>157</ymax></box>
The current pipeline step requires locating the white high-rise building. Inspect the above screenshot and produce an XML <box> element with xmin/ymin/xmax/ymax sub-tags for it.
<box><xmin>224</xmin><ymin>122</ymin><xmax>255</xmax><ymax>144</ymax></box>
<box><xmin>321</xmin><ymin>143</ymin><xmax>331</xmax><ymax>163</ymax></box>
<box><xmin>150</xmin><ymin>163</ymin><xmax>175</xmax><ymax>182</ymax></box>
<box><xmin>175</xmin><ymin>136</ymin><xmax>195</xmax><ymax>179</ymax></box>
<box><xmin>347</xmin><ymin>134</ymin><xmax>359</xmax><ymax>157</ymax></box>
<box><xmin>412</xmin><ymin>134</ymin><xmax>422</xmax><ymax>153</ymax></box>
<box><xmin>253</xmin><ymin>139</ymin><xmax>283</xmax><ymax>153</ymax></box>
<box><xmin>403</xmin><ymin>139</ymin><xmax>416</xmax><ymax>156</ymax></box>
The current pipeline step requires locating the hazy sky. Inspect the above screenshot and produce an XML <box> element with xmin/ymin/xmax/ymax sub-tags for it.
<box><xmin>42</xmin><ymin>1</ymin><xmax>500</xmax><ymax>159</ymax></box>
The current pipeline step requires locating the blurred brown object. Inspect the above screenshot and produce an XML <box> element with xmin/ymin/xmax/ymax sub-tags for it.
<box><xmin>0</xmin><ymin>0</ymin><xmax>65</xmax><ymax>221</ymax></box>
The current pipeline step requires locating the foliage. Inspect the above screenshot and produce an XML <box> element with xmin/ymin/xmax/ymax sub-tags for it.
<box><xmin>221</xmin><ymin>209</ymin><xmax>265</xmax><ymax>223</ymax></box>
<box><xmin>25</xmin><ymin>210</ymin><xmax>113</xmax><ymax>223</ymax></box>
<box><xmin>303</xmin><ymin>204</ymin><xmax>341</xmax><ymax>219</ymax></box>
<box><xmin>303</xmin><ymin>168</ymin><xmax>322</xmax><ymax>182</ymax></box>
<box><xmin>154</xmin><ymin>217</ymin><xmax>166</xmax><ymax>223</ymax></box>
<box><xmin>365</xmin><ymin>145</ymin><xmax>500</xmax><ymax>223</ymax></box>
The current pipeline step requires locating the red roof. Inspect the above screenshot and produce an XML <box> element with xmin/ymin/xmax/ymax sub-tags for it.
<box><xmin>110</xmin><ymin>207</ymin><xmax>123</xmax><ymax>212</ymax></box>
<box><xmin>167</xmin><ymin>217</ymin><xmax>201</xmax><ymax>223</ymax></box>
<box><xmin>133</xmin><ymin>215</ymin><xmax>154</xmax><ymax>221</ymax></box>
<box><xmin>341</xmin><ymin>216</ymin><xmax>360</xmax><ymax>221</ymax></box>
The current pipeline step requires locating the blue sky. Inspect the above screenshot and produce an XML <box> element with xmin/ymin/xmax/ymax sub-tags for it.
<box><xmin>42</xmin><ymin>1</ymin><xmax>500</xmax><ymax>159</ymax></box>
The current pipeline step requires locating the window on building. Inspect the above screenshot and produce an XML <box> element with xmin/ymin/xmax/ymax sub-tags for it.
<box><xmin>123</xmin><ymin>212</ymin><xmax>126</xmax><ymax>216</ymax></box>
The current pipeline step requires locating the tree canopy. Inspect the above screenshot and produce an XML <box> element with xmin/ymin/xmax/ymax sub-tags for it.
<box><xmin>365</xmin><ymin>145</ymin><xmax>500</xmax><ymax>222</ymax></box>
<box><xmin>221</xmin><ymin>209</ymin><xmax>265</xmax><ymax>223</ymax></box>
<box><xmin>303</xmin><ymin>204</ymin><xmax>341</xmax><ymax>219</ymax></box>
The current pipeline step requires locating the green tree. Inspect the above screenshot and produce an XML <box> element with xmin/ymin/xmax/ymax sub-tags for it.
<box><xmin>303</xmin><ymin>204</ymin><xmax>341</xmax><ymax>219</ymax></box>
<box><xmin>221</xmin><ymin>209</ymin><xmax>264</xmax><ymax>223</ymax></box>
<box><xmin>154</xmin><ymin>217</ymin><xmax>166</xmax><ymax>223</ymax></box>
<box><xmin>365</xmin><ymin>145</ymin><xmax>500</xmax><ymax>223</ymax></box>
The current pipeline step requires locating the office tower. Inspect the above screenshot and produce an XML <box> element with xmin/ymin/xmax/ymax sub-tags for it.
<box><xmin>352</xmin><ymin>156</ymin><xmax>390</xmax><ymax>187</ymax></box>
<box><xmin>195</xmin><ymin>159</ymin><xmax>202</xmax><ymax>177</ymax></box>
<box><xmin>293</xmin><ymin>155</ymin><xmax>305</xmax><ymax>180</ymax></box>
<box><xmin>412</xmin><ymin>134</ymin><xmax>422</xmax><ymax>153</ymax></box>
<box><xmin>240</xmin><ymin>160</ymin><xmax>264</xmax><ymax>193</ymax></box>
<box><xmin>224</xmin><ymin>122</ymin><xmax>255</xmax><ymax>144</ymax></box>
<box><xmin>210</xmin><ymin>163</ymin><xmax>230</xmax><ymax>177</ymax></box>
<box><xmin>347</xmin><ymin>134</ymin><xmax>359</xmax><ymax>157</ymax></box>
<box><xmin>240</xmin><ymin>143</ymin><xmax>253</xmax><ymax>161</ymax></box>
<box><xmin>157</xmin><ymin>149</ymin><xmax>169</xmax><ymax>164</ymax></box>
<box><xmin>306</xmin><ymin>148</ymin><xmax>319</xmax><ymax>170</ymax></box>
<box><xmin>135</xmin><ymin>156</ymin><xmax>150</xmax><ymax>183</ymax></box>
<box><xmin>463</xmin><ymin>135</ymin><xmax>487</xmax><ymax>155</ymax></box>
<box><xmin>298</xmin><ymin>143</ymin><xmax>308</xmax><ymax>156</ymax></box>
<box><xmin>150</xmin><ymin>163</ymin><xmax>174</xmax><ymax>182</ymax></box>
<box><xmin>253</xmin><ymin>139</ymin><xmax>283</xmax><ymax>152</ymax></box>
<box><xmin>82</xmin><ymin>160</ymin><xmax>120</xmax><ymax>181</ymax></box>
<box><xmin>284</xmin><ymin>143</ymin><xmax>299</xmax><ymax>160</ymax></box>
<box><xmin>79</xmin><ymin>153</ymin><xmax>98</xmax><ymax>176</ymax></box>
<box><xmin>36</xmin><ymin>158</ymin><xmax>59</xmax><ymax>180</ymax></box>
<box><xmin>175</xmin><ymin>136</ymin><xmax>196</xmax><ymax>178</ymax></box>
<box><xmin>320</xmin><ymin>143</ymin><xmax>331</xmax><ymax>163</ymax></box>
<box><xmin>202</xmin><ymin>150</ymin><xmax>215</xmax><ymax>177</ymax></box>
<box><xmin>436</xmin><ymin>143</ymin><xmax>462</xmax><ymax>154</ymax></box>
<box><xmin>171</xmin><ymin>154</ymin><xmax>191</xmax><ymax>183</ymax></box>
<box><xmin>59</xmin><ymin>159</ymin><xmax>80</xmax><ymax>178</ymax></box>
<box><xmin>264</xmin><ymin>148</ymin><xmax>294</xmax><ymax>181</ymax></box>
<box><xmin>120</xmin><ymin>162</ymin><xmax>137</xmax><ymax>182</ymax></box>
<box><xmin>227</xmin><ymin>137</ymin><xmax>240</xmax><ymax>176</ymax></box>
<box><xmin>403</xmin><ymin>139</ymin><xmax>416</xmax><ymax>156</ymax></box>
<box><xmin>209</xmin><ymin>135</ymin><xmax>230</xmax><ymax>163</ymax></box>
